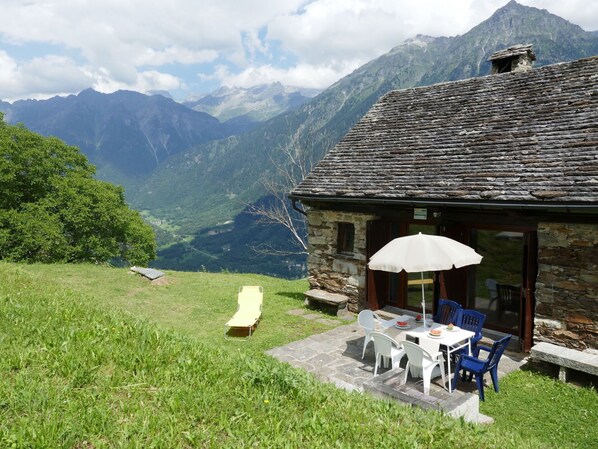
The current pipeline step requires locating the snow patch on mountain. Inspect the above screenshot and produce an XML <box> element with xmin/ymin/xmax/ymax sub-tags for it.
<box><xmin>183</xmin><ymin>82</ymin><xmax>320</xmax><ymax>122</ymax></box>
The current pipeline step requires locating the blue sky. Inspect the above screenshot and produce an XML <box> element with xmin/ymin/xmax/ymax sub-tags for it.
<box><xmin>0</xmin><ymin>0</ymin><xmax>597</xmax><ymax>102</ymax></box>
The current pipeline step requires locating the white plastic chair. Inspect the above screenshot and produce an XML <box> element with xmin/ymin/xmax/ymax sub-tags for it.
<box><xmin>371</xmin><ymin>332</ymin><xmax>406</xmax><ymax>376</ymax></box>
<box><xmin>402</xmin><ymin>340</ymin><xmax>447</xmax><ymax>395</ymax></box>
<box><xmin>357</xmin><ymin>310</ymin><xmax>396</xmax><ymax>359</ymax></box>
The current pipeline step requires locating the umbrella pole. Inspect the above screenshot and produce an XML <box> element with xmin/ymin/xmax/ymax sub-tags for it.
<box><xmin>420</xmin><ymin>272</ymin><xmax>427</xmax><ymax>330</ymax></box>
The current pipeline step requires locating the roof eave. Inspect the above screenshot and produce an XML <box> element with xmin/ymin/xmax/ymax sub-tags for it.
<box><xmin>288</xmin><ymin>193</ymin><xmax>598</xmax><ymax>213</ymax></box>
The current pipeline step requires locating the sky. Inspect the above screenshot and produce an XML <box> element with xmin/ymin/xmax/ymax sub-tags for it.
<box><xmin>0</xmin><ymin>0</ymin><xmax>597</xmax><ymax>103</ymax></box>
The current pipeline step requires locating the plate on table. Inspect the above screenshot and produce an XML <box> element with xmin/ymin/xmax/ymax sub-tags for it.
<box><xmin>394</xmin><ymin>321</ymin><xmax>411</xmax><ymax>329</ymax></box>
<box><xmin>446</xmin><ymin>326</ymin><xmax>460</xmax><ymax>332</ymax></box>
<box><xmin>428</xmin><ymin>332</ymin><xmax>443</xmax><ymax>338</ymax></box>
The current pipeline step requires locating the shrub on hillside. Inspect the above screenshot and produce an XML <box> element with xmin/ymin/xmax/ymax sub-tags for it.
<box><xmin>0</xmin><ymin>113</ymin><xmax>155</xmax><ymax>265</ymax></box>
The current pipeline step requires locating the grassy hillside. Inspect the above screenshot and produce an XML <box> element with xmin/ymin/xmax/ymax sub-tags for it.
<box><xmin>16</xmin><ymin>263</ymin><xmax>322</xmax><ymax>351</ymax></box>
<box><xmin>1</xmin><ymin>263</ymin><xmax>595</xmax><ymax>448</ymax></box>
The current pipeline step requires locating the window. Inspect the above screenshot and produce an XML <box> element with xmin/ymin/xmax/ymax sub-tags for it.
<box><xmin>468</xmin><ymin>228</ymin><xmax>525</xmax><ymax>333</ymax></box>
<box><xmin>337</xmin><ymin>222</ymin><xmax>355</xmax><ymax>255</ymax></box>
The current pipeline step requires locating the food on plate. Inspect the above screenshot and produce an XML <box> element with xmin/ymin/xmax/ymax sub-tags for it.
<box><xmin>397</xmin><ymin>321</ymin><xmax>408</xmax><ymax>327</ymax></box>
<box><xmin>429</xmin><ymin>329</ymin><xmax>442</xmax><ymax>336</ymax></box>
<box><xmin>416</xmin><ymin>314</ymin><xmax>422</xmax><ymax>321</ymax></box>
<box><xmin>446</xmin><ymin>323</ymin><xmax>455</xmax><ymax>331</ymax></box>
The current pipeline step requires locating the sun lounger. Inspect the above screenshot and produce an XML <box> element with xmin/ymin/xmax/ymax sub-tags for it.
<box><xmin>224</xmin><ymin>286</ymin><xmax>263</xmax><ymax>339</ymax></box>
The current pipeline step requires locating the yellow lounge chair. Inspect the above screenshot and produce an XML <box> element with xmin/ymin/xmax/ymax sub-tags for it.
<box><xmin>224</xmin><ymin>286</ymin><xmax>263</xmax><ymax>339</ymax></box>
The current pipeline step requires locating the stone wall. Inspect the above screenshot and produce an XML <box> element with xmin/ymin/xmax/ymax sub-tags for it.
<box><xmin>306</xmin><ymin>209</ymin><xmax>378</xmax><ymax>312</ymax></box>
<box><xmin>535</xmin><ymin>222</ymin><xmax>598</xmax><ymax>350</ymax></box>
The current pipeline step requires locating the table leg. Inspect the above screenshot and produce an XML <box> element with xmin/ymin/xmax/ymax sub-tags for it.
<box><xmin>447</xmin><ymin>349</ymin><xmax>453</xmax><ymax>393</ymax></box>
<box><xmin>447</xmin><ymin>339</ymin><xmax>471</xmax><ymax>393</ymax></box>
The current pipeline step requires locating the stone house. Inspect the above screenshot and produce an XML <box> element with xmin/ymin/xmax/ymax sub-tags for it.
<box><xmin>290</xmin><ymin>47</ymin><xmax>597</xmax><ymax>352</ymax></box>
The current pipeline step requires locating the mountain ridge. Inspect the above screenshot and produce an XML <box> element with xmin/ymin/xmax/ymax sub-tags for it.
<box><xmin>135</xmin><ymin>1</ymin><xmax>598</xmax><ymax>230</ymax></box>
<box><xmin>0</xmin><ymin>88</ymin><xmax>250</xmax><ymax>185</ymax></box>
<box><xmin>184</xmin><ymin>82</ymin><xmax>319</xmax><ymax>122</ymax></box>
<box><xmin>131</xmin><ymin>1</ymin><xmax>598</xmax><ymax>275</ymax></box>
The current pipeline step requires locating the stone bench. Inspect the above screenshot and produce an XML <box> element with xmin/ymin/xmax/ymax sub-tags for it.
<box><xmin>304</xmin><ymin>289</ymin><xmax>349</xmax><ymax>316</ymax></box>
<box><xmin>131</xmin><ymin>266</ymin><xmax>165</xmax><ymax>280</ymax></box>
<box><xmin>531</xmin><ymin>342</ymin><xmax>598</xmax><ymax>382</ymax></box>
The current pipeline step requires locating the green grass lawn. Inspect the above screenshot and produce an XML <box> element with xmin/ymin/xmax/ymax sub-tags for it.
<box><xmin>481</xmin><ymin>369</ymin><xmax>597</xmax><ymax>449</ymax></box>
<box><xmin>20</xmin><ymin>262</ymin><xmax>336</xmax><ymax>353</ymax></box>
<box><xmin>1</xmin><ymin>262</ymin><xmax>596</xmax><ymax>448</ymax></box>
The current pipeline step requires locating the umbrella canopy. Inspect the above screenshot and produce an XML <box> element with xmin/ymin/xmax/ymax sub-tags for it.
<box><xmin>367</xmin><ymin>232</ymin><xmax>483</xmax><ymax>328</ymax></box>
<box><xmin>368</xmin><ymin>232</ymin><xmax>483</xmax><ymax>273</ymax></box>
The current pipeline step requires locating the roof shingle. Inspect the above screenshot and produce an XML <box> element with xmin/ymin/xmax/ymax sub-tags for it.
<box><xmin>292</xmin><ymin>57</ymin><xmax>598</xmax><ymax>205</ymax></box>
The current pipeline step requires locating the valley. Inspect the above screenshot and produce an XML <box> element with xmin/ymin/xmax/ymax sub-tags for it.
<box><xmin>2</xmin><ymin>1</ymin><xmax>598</xmax><ymax>278</ymax></box>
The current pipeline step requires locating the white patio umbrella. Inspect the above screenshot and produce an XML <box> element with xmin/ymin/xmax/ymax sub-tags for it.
<box><xmin>367</xmin><ymin>232</ymin><xmax>483</xmax><ymax>329</ymax></box>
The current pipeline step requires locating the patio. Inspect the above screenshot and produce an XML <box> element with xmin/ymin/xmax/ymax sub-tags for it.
<box><xmin>266</xmin><ymin>310</ymin><xmax>528</xmax><ymax>423</ymax></box>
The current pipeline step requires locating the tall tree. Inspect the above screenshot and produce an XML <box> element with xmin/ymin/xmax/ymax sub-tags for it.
<box><xmin>0</xmin><ymin>114</ymin><xmax>156</xmax><ymax>265</ymax></box>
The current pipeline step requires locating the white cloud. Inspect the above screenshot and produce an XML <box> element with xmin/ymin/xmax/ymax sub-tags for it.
<box><xmin>134</xmin><ymin>48</ymin><xmax>219</xmax><ymax>67</ymax></box>
<box><xmin>518</xmin><ymin>0</ymin><xmax>598</xmax><ymax>31</ymax></box>
<box><xmin>218</xmin><ymin>61</ymin><xmax>357</xmax><ymax>90</ymax></box>
<box><xmin>0</xmin><ymin>51</ymin><xmax>93</xmax><ymax>101</ymax></box>
<box><xmin>267</xmin><ymin>1</ymin><xmax>508</xmax><ymax>64</ymax></box>
<box><xmin>92</xmin><ymin>70</ymin><xmax>185</xmax><ymax>96</ymax></box>
<box><xmin>0</xmin><ymin>0</ymin><xmax>596</xmax><ymax>101</ymax></box>
<box><xmin>0</xmin><ymin>0</ymin><xmax>309</xmax><ymax>99</ymax></box>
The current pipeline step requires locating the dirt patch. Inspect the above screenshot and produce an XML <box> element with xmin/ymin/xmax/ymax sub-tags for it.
<box><xmin>151</xmin><ymin>276</ymin><xmax>173</xmax><ymax>286</ymax></box>
<box><xmin>127</xmin><ymin>287</ymin><xmax>145</xmax><ymax>297</ymax></box>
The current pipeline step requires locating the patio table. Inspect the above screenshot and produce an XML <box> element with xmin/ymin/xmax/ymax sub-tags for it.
<box><xmin>385</xmin><ymin>319</ymin><xmax>474</xmax><ymax>393</ymax></box>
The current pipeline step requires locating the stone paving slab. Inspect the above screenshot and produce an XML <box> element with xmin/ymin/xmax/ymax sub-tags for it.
<box><xmin>266</xmin><ymin>322</ymin><xmax>528</xmax><ymax>423</ymax></box>
<box><xmin>130</xmin><ymin>266</ymin><xmax>165</xmax><ymax>280</ymax></box>
<box><xmin>316</xmin><ymin>318</ymin><xmax>340</xmax><ymax>326</ymax></box>
<box><xmin>287</xmin><ymin>309</ymin><xmax>307</xmax><ymax>316</ymax></box>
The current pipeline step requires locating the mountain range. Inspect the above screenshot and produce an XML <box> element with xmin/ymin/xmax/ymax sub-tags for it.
<box><xmin>184</xmin><ymin>82</ymin><xmax>319</xmax><ymax>122</ymax></box>
<box><xmin>0</xmin><ymin>89</ymin><xmax>249</xmax><ymax>184</ymax></box>
<box><xmin>2</xmin><ymin>1</ymin><xmax>598</xmax><ymax>277</ymax></box>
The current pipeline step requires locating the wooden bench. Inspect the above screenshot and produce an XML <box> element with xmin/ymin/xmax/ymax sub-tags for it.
<box><xmin>304</xmin><ymin>289</ymin><xmax>349</xmax><ymax>316</ymax></box>
<box><xmin>531</xmin><ymin>342</ymin><xmax>598</xmax><ymax>382</ymax></box>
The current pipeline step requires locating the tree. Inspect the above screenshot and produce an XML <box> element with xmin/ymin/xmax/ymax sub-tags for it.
<box><xmin>246</xmin><ymin>140</ymin><xmax>312</xmax><ymax>256</ymax></box>
<box><xmin>0</xmin><ymin>114</ymin><xmax>156</xmax><ymax>265</ymax></box>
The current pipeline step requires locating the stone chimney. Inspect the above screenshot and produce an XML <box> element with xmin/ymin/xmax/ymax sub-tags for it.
<box><xmin>489</xmin><ymin>44</ymin><xmax>536</xmax><ymax>74</ymax></box>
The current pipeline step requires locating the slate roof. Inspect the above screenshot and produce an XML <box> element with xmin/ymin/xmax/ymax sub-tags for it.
<box><xmin>291</xmin><ymin>56</ymin><xmax>598</xmax><ymax>207</ymax></box>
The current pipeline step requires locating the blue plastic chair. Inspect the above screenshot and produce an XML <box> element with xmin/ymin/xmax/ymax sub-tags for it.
<box><xmin>451</xmin><ymin>334</ymin><xmax>512</xmax><ymax>401</ymax></box>
<box><xmin>433</xmin><ymin>299</ymin><xmax>462</xmax><ymax>325</ymax></box>
<box><xmin>457</xmin><ymin>309</ymin><xmax>486</xmax><ymax>353</ymax></box>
